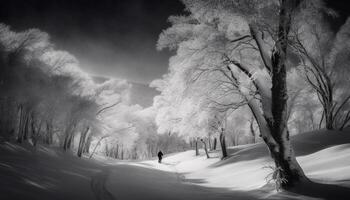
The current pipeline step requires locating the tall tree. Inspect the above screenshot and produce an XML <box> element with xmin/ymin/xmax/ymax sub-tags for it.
<box><xmin>155</xmin><ymin>0</ymin><xmax>334</xmax><ymax>187</ymax></box>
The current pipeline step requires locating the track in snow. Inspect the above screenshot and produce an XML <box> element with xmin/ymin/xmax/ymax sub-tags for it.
<box><xmin>96</xmin><ymin>163</ymin><xmax>259</xmax><ymax>200</ymax></box>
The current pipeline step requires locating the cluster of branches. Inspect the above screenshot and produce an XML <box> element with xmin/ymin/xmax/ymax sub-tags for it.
<box><xmin>290</xmin><ymin>17</ymin><xmax>350</xmax><ymax>130</ymax></box>
<box><xmin>0</xmin><ymin>24</ymin><xmax>126</xmax><ymax>157</ymax></box>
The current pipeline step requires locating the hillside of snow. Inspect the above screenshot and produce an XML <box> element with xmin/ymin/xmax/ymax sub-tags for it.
<box><xmin>137</xmin><ymin>128</ymin><xmax>350</xmax><ymax>199</ymax></box>
<box><xmin>0</xmin><ymin>142</ymin><xmax>108</xmax><ymax>200</ymax></box>
<box><xmin>1</xmin><ymin>128</ymin><xmax>350</xmax><ymax>200</ymax></box>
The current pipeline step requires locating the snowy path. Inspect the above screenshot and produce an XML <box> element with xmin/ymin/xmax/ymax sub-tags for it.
<box><xmin>99</xmin><ymin>163</ymin><xmax>259</xmax><ymax>200</ymax></box>
<box><xmin>0</xmin><ymin>141</ymin><xmax>259</xmax><ymax>200</ymax></box>
<box><xmin>91</xmin><ymin>167</ymin><xmax>115</xmax><ymax>200</ymax></box>
<box><xmin>3</xmin><ymin>129</ymin><xmax>350</xmax><ymax>200</ymax></box>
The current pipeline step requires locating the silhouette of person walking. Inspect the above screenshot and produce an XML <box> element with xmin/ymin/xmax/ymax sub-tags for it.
<box><xmin>158</xmin><ymin>150</ymin><xmax>164</xmax><ymax>163</ymax></box>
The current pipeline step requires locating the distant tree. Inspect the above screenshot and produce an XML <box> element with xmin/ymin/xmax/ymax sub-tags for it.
<box><xmin>208</xmin><ymin>114</ymin><xmax>228</xmax><ymax>159</ymax></box>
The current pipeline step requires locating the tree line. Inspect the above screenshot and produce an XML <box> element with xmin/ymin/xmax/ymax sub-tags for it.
<box><xmin>0</xmin><ymin>24</ymin><xmax>189</xmax><ymax>160</ymax></box>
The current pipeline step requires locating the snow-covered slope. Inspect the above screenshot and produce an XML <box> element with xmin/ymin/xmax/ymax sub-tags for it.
<box><xmin>0</xmin><ymin>142</ymin><xmax>106</xmax><ymax>200</ymax></box>
<box><xmin>1</xmin><ymin>129</ymin><xmax>350</xmax><ymax>200</ymax></box>
<box><xmin>138</xmin><ymin>129</ymin><xmax>350</xmax><ymax>199</ymax></box>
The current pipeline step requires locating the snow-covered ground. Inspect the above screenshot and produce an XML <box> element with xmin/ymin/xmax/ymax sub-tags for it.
<box><xmin>1</xmin><ymin>128</ymin><xmax>350</xmax><ymax>200</ymax></box>
<box><xmin>136</xmin><ymin>128</ymin><xmax>350</xmax><ymax>199</ymax></box>
<box><xmin>0</xmin><ymin>142</ymin><xmax>108</xmax><ymax>200</ymax></box>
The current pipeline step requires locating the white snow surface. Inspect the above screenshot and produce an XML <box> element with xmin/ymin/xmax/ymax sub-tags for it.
<box><xmin>135</xmin><ymin>129</ymin><xmax>350</xmax><ymax>192</ymax></box>
<box><xmin>1</xmin><ymin>128</ymin><xmax>350</xmax><ymax>200</ymax></box>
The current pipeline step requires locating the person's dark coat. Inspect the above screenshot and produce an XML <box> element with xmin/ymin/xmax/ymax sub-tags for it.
<box><xmin>157</xmin><ymin>151</ymin><xmax>163</xmax><ymax>163</ymax></box>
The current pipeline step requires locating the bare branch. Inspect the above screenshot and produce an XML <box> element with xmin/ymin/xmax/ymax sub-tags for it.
<box><xmin>96</xmin><ymin>99</ymin><xmax>121</xmax><ymax>116</ymax></box>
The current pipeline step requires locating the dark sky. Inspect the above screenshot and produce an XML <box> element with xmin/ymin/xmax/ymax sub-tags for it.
<box><xmin>0</xmin><ymin>0</ymin><xmax>185</xmax><ymax>84</ymax></box>
<box><xmin>0</xmin><ymin>0</ymin><xmax>348</xmax><ymax>84</ymax></box>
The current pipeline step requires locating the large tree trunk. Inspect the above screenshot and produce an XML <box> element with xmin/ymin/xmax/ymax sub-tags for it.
<box><xmin>248</xmin><ymin>99</ymin><xmax>305</xmax><ymax>188</ymax></box>
<box><xmin>219</xmin><ymin>128</ymin><xmax>227</xmax><ymax>159</ymax></box>
<box><xmin>268</xmin><ymin>0</ymin><xmax>306</xmax><ymax>188</ymax></box>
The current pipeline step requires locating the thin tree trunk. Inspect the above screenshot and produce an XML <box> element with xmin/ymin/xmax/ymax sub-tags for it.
<box><xmin>30</xmin><ymin>114</ymin><xmax>38</xmax><ymax>147</ymax></box>
<box><xmin>31</xmin><ymin>117</ymin><xmax>35</xmax><ymax>145</ymax></box>
<box><xmin>121</xmin><ymin>145</ymin><xmax>124</xmax><ymax>160</ymax></box>
<box><xmin>63</xmin><ymin>127</ymin><xmax>71</xmax><ymax>151</ymax></box>
<box><xmin>17</xmin><ymin>104</ymin><xmax>23</xmax><ymax>143</ymax></box>
<box><xmin>63</xmin><ymin>134</ymin><xmax>69</xmax><ymax>150</ymax></box>
<box><xmin>18</xmin><ymin>109</ymin><xmax>29</xmax><ymax>143</ymax></box>
<box><xmin>105</xmin><ymin>143</ymin><xmax>109</xmax><ymax>157</ymax></box>
<box><xmin>234</xmin><ymin>132</ymin><xmax>239</xmax><ymax>146</ymax></box>
<box><xmin>195</xmin><ymin>138</ymin><xmax>199</xmax><ymax>156</ymax></box>
<box><xmin>250</xmin><ymin>117</ymin><xmax>256</xmax><ymax>143</ymax></box>
<box><xmin>201</xmin><ymin>139</ymin><xmax>210</xmax><ymax>158</ymax></box>
<box><xmin>23</xmin><ymin>112</ymin><xmax>30</xmax><ymax>141</ymax></box>
<box><xmin>84</xmin><ymin>133</ymin><xmax>92</xmax><ymax>153</ymax></box>
<box><xmin>89</xmin><ymin>135</ymin><xmax>109</xmax><ymax>159</ymax></box>
<box><xmin>208</xmin><ymin>135</ymin><xmax>212</xmax><ymax>151</ymax></box>
<box><xmin>116</xmin><ymin>144</ymin><xmax>119</xmax><ymax>159</ymax></box>
<box><xmin>33</xmin><ymin>120</ymin><xmax>43</xmax><ymax>147</ymax></box>
<box><xmin>45</xmin><ymin>120</ymin><xmax>53</xmax><ymax>145</ymax></box>
<box><xmin>213</xmin><ymin>137</ymin><xmax>217</xmax><ymax>150</ymax></box>
<box><xmin>63</xmin><ymin>123</ymin><xmax>76</xmax><ymax>151</ymax></box>
<box><xmin>77</xmin><ymin>126</ymin><xmax>89</xmax><ymax>157</ymax></box>
<box><xmin>219</xmin><ymin>128</ymin><xmax>227</xmax><ymax>159</ymax></box>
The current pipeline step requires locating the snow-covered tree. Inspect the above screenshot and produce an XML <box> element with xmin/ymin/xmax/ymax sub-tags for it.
<box><xmin>155</xmin><ymin>0</ymin><xmax>338</xmax><ymax>187</ymax></box>
<box><xmin>0</xmin><ymin>24</ymin><xmax>137</xmax><ymax>159</ymax></box>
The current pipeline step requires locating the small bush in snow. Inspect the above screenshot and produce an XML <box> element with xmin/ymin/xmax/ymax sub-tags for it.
<box><xmin>263</xmin><ymin>165</ymin><xmax>288</xmax><ymax>192</ymax></box>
